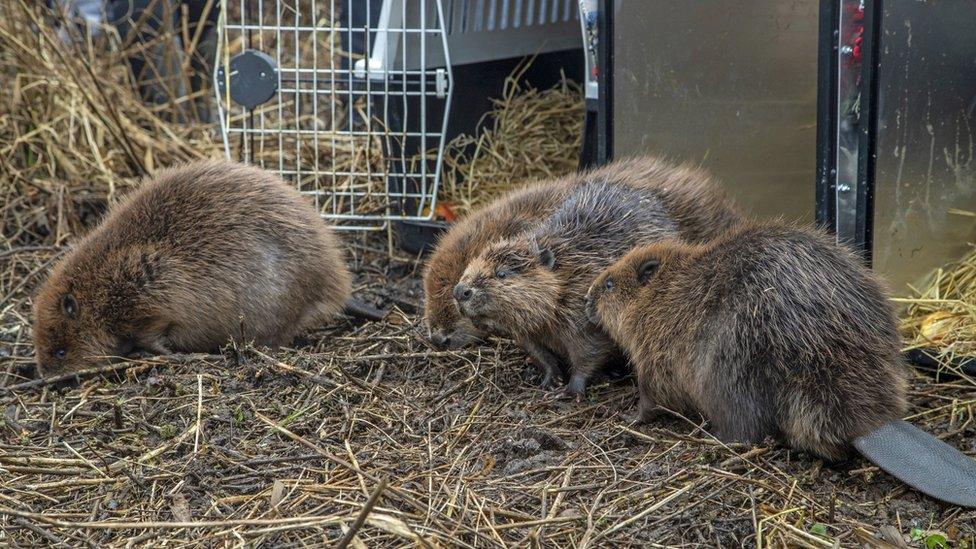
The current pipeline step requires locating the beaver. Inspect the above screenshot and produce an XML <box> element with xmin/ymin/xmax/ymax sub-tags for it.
<box><xmin>454</xmin><ymin>180</ymin><xmax>683</xmax><ymax>392</ymax></box>
<box><xmin>32</xmin><ymin>160</ymin><xmax>353</xmax><ymax>376</ymax></box>
<box><xmin>423</xmin><ymin>178</ymin><xmax>575</xmax><ymax>350</ymax></box>
<box><xmin>423</xmin><ymin>156</ymin><xmax>740</xmax><ymax>352</ymax></box>
<box><xmin>585</xmin><ymin>221</ymin><xmax>976</xmax><ymax>507</ymax></box>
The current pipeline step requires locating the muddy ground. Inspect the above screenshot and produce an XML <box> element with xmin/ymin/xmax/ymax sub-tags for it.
<box><xmin>1</xmin><ymin>235</ymin><xmax>975</xmax><ymax>548</ymax></box>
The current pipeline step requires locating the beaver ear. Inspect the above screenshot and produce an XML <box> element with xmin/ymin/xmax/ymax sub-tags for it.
<box><xmin>538</xmin><ymin>248</ymin><xmax>556</xmax><ymax>270</ymax></box>
<box><xmin>61</xmin><ymin>294</ymin><xmax>78</xmax><ymax>318</ymax></box>
<box><xmin>122</xmin><ymin>248</ymin><xmax>160</xmax><ymax>289</ymax></box>
<box><xmin>636</xmin><ymin>259</ymin><xmax>661</xmax><ymax>284</ymax></box>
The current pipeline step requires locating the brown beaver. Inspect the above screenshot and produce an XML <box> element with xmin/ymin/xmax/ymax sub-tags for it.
<box><xmin>423</xmin><ymin>177</ymin><xmax>575</xmax><ymax>350</ymax></box>
<box><xmin>455</xmin><ymin>180</ymin><xmax>678</xmax><ymax>392</ymax></box>
<box><xmin>32</xmin><ymin>160</ymin><xmax>352</xmax><ymax>376</ymax></box>
<box><xmin>585</xmin><ymin>221</ymin><xmax>976</xmax><ymax>507</ymax></box>
<box><xmin>451</xmin><ymin>158</ymin><xmax>740</xmax><ymax>392</ymax></box>
<box><xmin>423</xmin><ymin>156</ymin><xmax>740</xmax><ymax>352</ymax></box>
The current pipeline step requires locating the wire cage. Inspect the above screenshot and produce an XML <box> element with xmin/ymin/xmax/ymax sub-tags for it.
<box><xmin>214</xmin><ymin>0</ymin><xmax>583</xmax><ymax>230</ymax></box>
<box><xmin>214</xmin><ymin>0</ymin><xmax>453</xmax><ymax>230</ymax></box>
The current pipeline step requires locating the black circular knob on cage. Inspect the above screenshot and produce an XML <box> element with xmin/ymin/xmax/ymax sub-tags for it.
<box><xmin>216</xmin><ymin>50</ymin><xmax>278</xmax><ymax>110</ymax></box>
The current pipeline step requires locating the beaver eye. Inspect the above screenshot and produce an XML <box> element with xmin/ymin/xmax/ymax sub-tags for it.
<box><xmin>496</xmin><ymin>270</ymin><xmax>509</xmax><ymax>279</ymax></box>
<box><xmin>53</xmin><ymin>348</ymin><xmax>67</xmax><ymax>360</ymax></box>
<box><xmin>61</xmin><ymin>294</ymin><xmax>78</xmax><ymax>318</ymax></box>
<box><xmin>604</xmin><ymin>277</ymin><xmax>614</xmax><ymax>291</ymax></box>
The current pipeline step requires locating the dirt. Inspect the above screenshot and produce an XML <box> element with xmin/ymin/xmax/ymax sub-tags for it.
<box><xmin>0</xmin><ymin>234</ymin><xmax>974</xmax><ymax>547</ymax></box>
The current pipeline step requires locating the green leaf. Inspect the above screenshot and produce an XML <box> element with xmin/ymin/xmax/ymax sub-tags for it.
<box><xmin>809</xmin><ymin>523</ymin><xmax>828</xmax><ymax>537</ymax></box>
<box><xmin>281</xmin><ymin>404</ymin><xmax>313</xmax><ymax>427</ymax></box>
<box><xmin>911</xmin><ymin>528</ymin><xmax>925</xmax><ymax>541</ymax></box>
<box><xmin>924</xmin><ymin>532</ymin><xmax>948</xmax><ymax>549</ymax></box>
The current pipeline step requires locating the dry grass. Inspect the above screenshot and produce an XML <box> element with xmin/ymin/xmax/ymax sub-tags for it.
<box><xmin>438</xmin><ymin>60</ymin><xmax>584</xmax><ymax>216</ymax></box>
<box><xmin>1</xmin><ymin>3</ymin><xmax>975</xmax><ymax>548</ymax></box>
<box><xmin>2</xmin><ymin>244</ymin><xmax>976</xmax><ymax>547</ymax></box>
<box><xmin>0</xmin><ymin>0</ymin><xmax>222</xmax><ymax>247</ymax></box>
<box><xmin>0</xmin><ymin>2</ymin><xmax>580</xmax><ymax>231</ymax></box>
<box><xmin>899</xmin><ymin>245</ymin><xmax>976</xmax><ymax>368</ymax></box>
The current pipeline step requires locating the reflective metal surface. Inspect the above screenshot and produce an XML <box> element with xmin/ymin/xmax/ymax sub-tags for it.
<box><xmin>834</xmin><ymin>0</ymin><xmax>865</xmax><ymax>243</ymax></box>
<box><xmin>612</xmin><ymin>0</ymin><xmax>820</xmax><ymax>222</ymax></box>
<box><xmin>612</xmin><ymin>0</ymin><xmax>976</xmax><ymax>291</ymax></box>
<box><xmin>871</xmin><ymin>1</ymin><xmax>976</xmax><ymax>290</ymax></box>
<box><xmin>380</xmin><ymin>0</ymin><xmax>582</xmax><ymax>70</ymax></box>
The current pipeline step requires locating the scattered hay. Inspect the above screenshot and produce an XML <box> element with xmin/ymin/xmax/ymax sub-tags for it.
<box><xmin>2</xmin><ymin>244</ymin><xmax>975</xmax><ymax>547</ymax></box>
<box><xmin>437</xmin><ymin>61</ymin><xmax>584</xmax><ymax>216</ymax></box>
<box><xmin>898</xmin><ymin>244</ymin><xmax>976</xmax><ymax>367</ymax></box>
<box><xmin>0</xmin><ymin>3</ymin><xmax>584</xmax><ymax>235</ymax></box>
<box><xmin>0</xmin><ymin>2</ymin><xmax>420</xmax><ymax>234</ymax></box>
<box><xmin>0</xmin><ymin>1</ymin><xmax>221</xmax><ymax>246</ymax></box>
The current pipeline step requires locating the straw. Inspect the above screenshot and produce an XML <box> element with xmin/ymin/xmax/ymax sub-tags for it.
<box><xmin>898</xmin><ymin>243</ymin><xmax>976</xmax><ymax>373</ymax></box>
<box><xmin>437</xmin><ymin>59</ymin><xmax>584</xmax><ymax>216</ymax></box>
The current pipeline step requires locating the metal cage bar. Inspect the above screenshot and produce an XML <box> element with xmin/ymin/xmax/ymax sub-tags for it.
<box><xmin>814</xmin><ymin>0</ymin><xmax>879</xmax><ymax>263</ymax></box>
<box><xmin>814</xmin><ymin>0</ymin><xmax>839</xmax><ymax>232</ymax></box>
<box><xmin>853</xmin><ymin>0</ymin><xmax>880</xmax><ymax>265</ymax></box>
<box><xmin>214</xmin><ymin>0</ymin><xmax>454</xmax><ymax>230</ymax></box>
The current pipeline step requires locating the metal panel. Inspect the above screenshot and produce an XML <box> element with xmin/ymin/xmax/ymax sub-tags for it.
<box><xmin>871</xmin><ymin>1</ymin><xmax>976</xmax><ymax>290</ymax></box>
<box><xmin>612</xmin><ymin>0</ymin><xmax>819</xmax><ymax>222</ymax></box>
<box><xmin>376</xmin><ymin>0</ymin><xmax>582</xmax><ymax>70</ymax></box>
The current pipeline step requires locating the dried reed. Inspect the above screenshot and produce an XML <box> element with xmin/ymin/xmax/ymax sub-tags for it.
<box><xmin>438</xmin><ymin>60</ymin><xmax>584</xmax><ymax>216</ymax></box>
<box><xmin>898</xmin><ymin>244</ymin><xmax>976</xmax><ymax>365</ymax></box>
<box><xmin>0</xmin><ymin>0</ymin><xmax>221</xmax><ymax>246</ymax></box>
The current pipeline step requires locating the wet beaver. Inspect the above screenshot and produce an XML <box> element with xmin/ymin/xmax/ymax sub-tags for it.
<box><xmin>424</xmin><ymin>156</ymin><xmax>740</xmax><ymax>352</ymax></box>
<box><xmin>451</xmin><ymin>158</ymin><xmax>740</xmax><ymax>392</ymax></box>
<box><xmin>423</xmin><ymin>177</ymin><xmax>575</xmax><ymax>349</ymax></box>
<box><xmin>32</xmin><ymin>160</ymin><xmax>352</xmax><ymax>376</ymax></box>
<box><xmin>585</xmin><ymin>221</ymin><xmax>976</xmax><ymax>507</ymax></box>
<box><xmin>455</xmin><ymin>180</ymin><xmax>681</xmax><ymax>392</ymax></box>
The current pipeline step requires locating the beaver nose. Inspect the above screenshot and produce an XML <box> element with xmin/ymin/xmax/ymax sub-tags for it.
<box><xmin>453</xmin><ymin>283</ymin><xmax>474</xmax><ymax>302</ymax></box>
<box><xmin>431</xmin><ymin>331</ymin><xmax>451</xmax><ymax>348</ymax></box>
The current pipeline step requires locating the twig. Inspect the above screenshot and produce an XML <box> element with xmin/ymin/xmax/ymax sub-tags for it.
<box><xmin>590</xmin><ymin>482</ymin><xmax>696</xmax><ymax>543</ymax></box>
<box><xmin>0</xmin><ymin>505</ymin><xmax>343</xmax><ymax>530</ymax></box>
<box><xmin>12</xmin><ymin>517</ymin><xmax>66</xmax><ymax>546</ymax></box>
<box><xmin>3</xmin><ymin>405</ymin><xmax>29</xmax><ymax>437</ymax></box>
<box><xmin>335</xmin><ymin>478</ymin><xmax>387</xmax><ymax>549</ymax></box>
<box><xmin>527</xmin><ymin>465</ymin><xmax>574</xmax><ymax>545</ymax></box>
<box><xmin>0</xmin><ymin>246</ymin><xmax>59</xmax><ymax>259</ymax></box>
<box><xmin>107</xmin><ymin>422</ymin><xmax>199</xmax><ymax>472</ymax></box>
<box><xmin>340</xmin><ymin>350</ymin><xmax>475</xmax><ymax>363</ymax></box>
<box><xmin>1</xmin><ymin>354</ymin><xmax>218</xmax><ymax>394</ymax></box>
<box><xmin>193</xmin><ymin>374</ymin><xmax>202</xmax><ymax>454</ymax></box>
<box><xmin>250</xmin><ymin>349</ymin><xmax>340</xmax><ymax>389</ymax></box>
<box><xmin>0</xmin><ymin>251</ymin><xmax>63</xmax><ymax>306</ymax></box>
<box><xmin>62</xmin><ymin>441</ymin><xmax>111</xmax><ymax>480</ymax></box>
